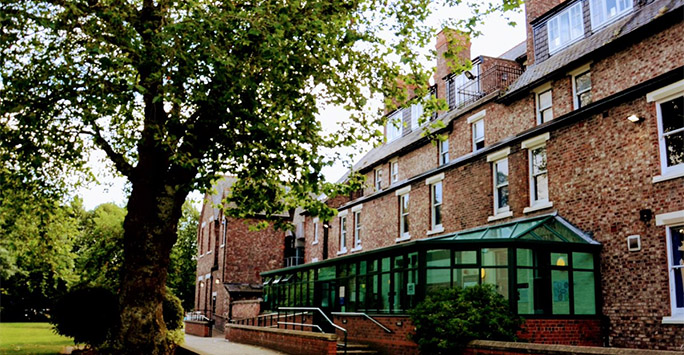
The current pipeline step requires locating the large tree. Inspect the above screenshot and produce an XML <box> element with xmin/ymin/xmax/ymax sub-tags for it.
<box><xmin>0</xmin><ymin>0</ymin><xmax>521</xmax><ymax>353</ymax></box>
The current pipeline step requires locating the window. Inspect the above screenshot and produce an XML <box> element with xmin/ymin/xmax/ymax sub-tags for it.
<box><xmin>313</xmin><ymin>218</ymin><xmax>319</xmax><ymax>245</ymax></box>
<box><xmin>221</xmin><ymin>217</ymin><xmax>227</xmax><ymax>247</ymax></box>
<box><xmin>390</xmin><ymin>160</ymin><xmax>399</xmax><ymax>184</ymax></box>
<box><xmin>374</xmin><ymin>168</ymin><xmax>383</xmax><ymax>191</ymax></box>
<box><xmin>339</xmin><ymin>215</ymin><xmax>347</xmax><ymax>254</ymax></box>
<box><xmin>411</xmin><ymin>102</ymin><xmax>423</xmax><ymax>129</ymax></box>
<box><xmin>431</xmin><ymin>182</ymin><xmax>443</xmax><ymax>231</ymax></box>
<box><xmin>386</xmin><ymin>110</ymin><xmax>402</xmax><ymax>142</ymax></box>
<box><xmin>353</xmin><ymin>209</ymin><xmax>362</xmax><ymax>250</ymax></box>
<box><xmin>522</xmin><ymin>133</ymin><xmax>552</xmax><ymax>213</ymax></box>
<box><xmin>648</xmin><ymin>80</ymin><xmax>684</xmax><ymax>181</ymax></box>
<box><xmin>537</xmin><ymin>88</ymin><xmax>553</xmax><ymax>124</ymax></box>
<box><xmin>573</xmin><ymin>70</ymin><xmax>592</xmax><ymax>109</ymax></box>
<box><xmin>667</xmin><ymin>225</ymin><xmax>684</xmax><ymax>320</ymax></box>
<box><xmin>494</xmin><ymin>158</ymin><xmax>509</xmax><ymax>214</ymax></box>
<box><xmin>547</xmin><ymin>2</ymin><xmax>584</xmax><ymax>54</ymax></box>
<box><xmin>439</xmin><ymin>138</ymin><xmax>449</xmax><ymax>165</ymax></box>
<box><xmin>590</xmin><ymin>0</ymin><xmax>633</xmax><ymax>30</ymax></box>
<box><xmin>473</xmin><ymin>119</ymin><xmax>485</xmax><ymax>151</ymax></box>
<box><xmin>400</xmin><ymin>194</ymin><xmax>410</xmax><ymax>239</ymax></box>
<box><xmin>446</xmin><ymin>63</ymin><xmax>481</xmax><ymax>109</ymax></box>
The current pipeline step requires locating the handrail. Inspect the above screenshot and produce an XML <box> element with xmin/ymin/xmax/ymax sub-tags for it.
<box><xmin>330</xmin><ymin>312</ymin><xmax>393</xmax><ymax>333</ymax></box>
<box><xmin>279</xmin><ymin>307</ymin><xmax>347</xmax><ymax>354</ymax></box>
<box><xmin>277</xmin><ymin>322</ymin><xmax>324</xmax><ymax>333</ymax></box>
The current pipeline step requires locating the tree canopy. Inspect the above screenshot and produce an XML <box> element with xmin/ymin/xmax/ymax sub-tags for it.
<box><xmin>1</xmin><ymin>0</ymin><xmax>522</xmax><ymax>353</ymax></box>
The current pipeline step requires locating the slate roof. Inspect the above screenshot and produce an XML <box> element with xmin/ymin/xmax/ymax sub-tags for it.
<box><xmin>505</xmin><ymin>0</ymin><xmax>684</xmax><ymax>96</ymax></box>
<box><xmin>498</xmin><ymin>41</ymin><xmax>527</xmax><ymax>61</ymax></box>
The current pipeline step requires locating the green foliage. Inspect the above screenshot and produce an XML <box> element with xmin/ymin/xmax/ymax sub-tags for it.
<box><xmin>51</xmin><ymin>287</ymin><xmax>120</xmax><ymax>347</ymax></box>
<box><xmin>167</xmin><ymin>201</ymin><xmax>199</xmax><ymax>311</ymax></box>
<box><xmin>408</xmin><ymin>285</ymin><xmax>522</xmax><ymax>354</ymax></box>
<box><xmin>163</xmin><ymin>290</ymin><xmax>185</xmax><ymax>346</ymax></box>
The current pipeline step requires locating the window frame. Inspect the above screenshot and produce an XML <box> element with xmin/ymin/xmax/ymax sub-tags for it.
<box><xmin>431</xmin><ymin>182</ymin><xmax>443</xmax><ymax>231</ymax></box>
<box><xmin>536</xmin><ymin>88</ymin><xmax>553</xmax><ymax>124</ymax></box>
<box><xmin>313</xmin><ymin>218</ymin><xmax>319</xmax><ymax>245</ymax></box>
<box><xmin>569</xmin><ymin>64</ymin><xmax>593</xmax><ymax>110</ymax></box>
<box><xmin>352</xmin><ymin>208</ymin><xmax>362</xmax><ymax>251</ymax></box>
<box><xmin>390</xmin><ymin>159</ymin><xmax>399</xmax><ymax>184</ymax></box>
<box><xmin>386</xmin><ymin>109</ymin><xmax>403</xmax><ymax>142</ymax></box>
<box><xmin>374</xmin><ymin>167</ymin><xmax>383</xmax><ymax>191</ymax></box>
<box><xmin>493</xmin><ymin>158</ymin><xmax>510</xmax><ymax>215</ymax></box>
<box><xmin>589</xmin><ymin>0</ymin><xmax>634</xmax><ymax>31</ymax></box>
<box><xmin>648</xmin><ymin>80</ymin><xmax>684</xmax><ymax>182</ymax></box>
<box><xmin>547</xmin><ymin>1</ymin><xmax>584</xmax><ymax>54</ymax></box>
<box><xmin>522</xmin><ymin>133</ymin><xmax>553</xmax><ymax>213</ymax></box>
<box><xmin>221</xmin><ymin>217</ymin><xmax>227</xmax><ymax>247</ymax></box>
<box><xmin>400</xmin><ymin>193</ymin><xmax>410</xmax><ymax>239</ymax></box>
<box><xmin>439</xmin><ymin>138</ymin><xmax>449</xmax><ymax>166</ymax></box>
<box><xmin>338</xmin><ymin>214</ymin><xmax>348</xmax><ymax>255</ymax></box>
<box><xmin>656</xmin><ymin>210</ymin><xmax>684</xmax><ymax>323</ymax></box>
<box><xmin>487</xmin><ymin>148</ymin><xmax>512</xmax><ymax>221</ymax></box>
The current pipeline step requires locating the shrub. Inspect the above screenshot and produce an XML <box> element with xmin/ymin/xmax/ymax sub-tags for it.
<box><xmin>408</xmin><ymin>284</ymin><xmax>522</xmax><ymax>354</ymax></box>
<box><xmin>163</xmin><ymin>290</ymin><xmax>185</xmax><ymax>346</ymax></box>
<box><xmin>50</xmin><ymin>287</ymin><xmax>120</xmax><ymax>347</ymax></box>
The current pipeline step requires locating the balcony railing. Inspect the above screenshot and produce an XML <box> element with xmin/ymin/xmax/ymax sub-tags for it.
<box><xmin>454</xmin><ymin>65</ymin><xmax>523</xmax><ymax>109</ymax></box>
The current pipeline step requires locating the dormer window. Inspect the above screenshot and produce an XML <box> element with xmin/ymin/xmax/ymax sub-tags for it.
<box><xmin>590</xmin><ymin>0</ymin><xmax>633</xmax><ymax>30</ymax></box>
<box><xmin>547</xmin><ymin>2</ymin><xmax>584</xmax><ymax>54</ymax></box>
<box><xmin>386</xmin><ymin>110</ymin><xmax>402</xmax><ymax>142</ymax></box>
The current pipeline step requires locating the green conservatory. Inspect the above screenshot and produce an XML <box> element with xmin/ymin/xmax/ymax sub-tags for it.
<box><xmin>262</xmin><ymin>213</ymin><xmax>601</xmax><ymax>316</ymax></box>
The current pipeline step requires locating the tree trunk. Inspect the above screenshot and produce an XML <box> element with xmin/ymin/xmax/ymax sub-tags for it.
<box><xmin>117</xmin><ymin>180</ymin><xmax>189</xmax><ymax>355</ymax></box>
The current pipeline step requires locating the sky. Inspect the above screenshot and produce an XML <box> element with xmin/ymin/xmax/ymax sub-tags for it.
<box><xmin>77</xmin><ymin>6</ymin><xmax>527</xmax><ymax>211</ymax></box>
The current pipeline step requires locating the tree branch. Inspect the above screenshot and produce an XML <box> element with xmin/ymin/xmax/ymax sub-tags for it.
<box><xmin>86</xmin><ymin>125</ymin><xmax>134</xmax><ymax>179</ymax></box>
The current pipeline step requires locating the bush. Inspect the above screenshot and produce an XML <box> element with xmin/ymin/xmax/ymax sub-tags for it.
<box><xmin>408</xmin><ymin>284</ymin><xmax>522</xmax><ymax>354</ymax></box>
<box><xmin>50</xmin><ymin>287</ymin><xmax>120</xmax><ymax>347</ymax></box>
<box><xmin>163</xmin><ymin>289</ymin><xmax>185</xmax><ymax>346</ymax></box>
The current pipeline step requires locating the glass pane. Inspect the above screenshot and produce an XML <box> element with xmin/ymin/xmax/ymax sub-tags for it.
<box><xmin>408</xmin><ymin>252</ymin><xmax>419</xmax><ymax>268</ymax></box>
<box><xmin>319</xmin><ymin>266</ymin><xmax>336</xmax><ymax>281</ymax></box>
<box><xmin>579</xmin><ymin>91</ymin><xmax>592</xmax><ymax>108</ymax></box>
<box><xmin>548</xmin><ymin>220</ymin><xmax>585</xmax><ymax>243</ymax></box>
<box><xmin>381</xmin><ymin>257</ymin><xmax>391</xmax><ymax>272</ymax></box>
<box><xmin>427</xmin><ymin>249</ymin><xmax>451</xmax><ymax>267</ymax></box>
<box><xmin>495</xmin><ymin>159</ymin><xmax>509</xmax><ymax>185</ymax></box>
<box><xmin>542</xmin><ymin>108</ymin><xmax>553</xmax><ymax>123</ymax></box>
<box><xmin>664</xmin><ymin>131</ymin><xmax>684</xmax><ymax>167</ymax></box>
<box><xmin>517</xmin><ymin>268</ymin><xmax>535</xmax><ymax>314</ymax></box>
<box><xmin>497</xmin><ymin>186</ymin><xmax>509</xmax><ymax>209</ymax></box>
<box><xmin>539</xmin><ymin>90</ymin><xmax>552</xmax><ymax>108</ymax></box>
<box><xmin>573</xmin><ymin>252</ymin><xmax>594</xmax><ymax>269</ymax></box>
<box><xmin>512</xmin><ymin>221</ymin><xmax>541</xmax><ymax>238</ymax></box>
<box><xmin>483</xmin><ymin>225</ymin><xmax>515</xmax><ymax>239</ymax></box>
<box><xmin>532</xmin><ymin>147</ymin><xmax>547</xmax><ymax>174</ymax></box>
<box><xmin>531</xmin><ymin>226</ymin><xmax>564</xmax><ymax>242</ymax></box>
<box><xmin>534</xmin><ymin>173</ymin><xmax>548</xmax><ymax>201</ymax></box>
<box><xmin>401</xmin><ymin>194</ymin><xmax>409</xmax><ymax>212</ymax></box>
<box><xmin>672</xmin><ymin>226</ymin><xmax>684</xmax><ymax>308</ymax></box>
<box><xmin>368</xmin><ymin>259</ymin><xmax>378</xmax><ymax>273</ymax></box>
<box><xmin>517</xmin><ymin>249</ymin><xmax>534</xmax><ymax>267</ymax></box>
<box><xmin>393</xmin><ymin>271</ymin><xmax>404</xmax><ymax>313</ymax></box>
<box><xmin>347</xmin><ymin>277</ymin><xmax>357</xmax><ymax>311</ymax></box>
<box><xmin>573</xmin><ymin>271</ymin><xmax>596</xmax><ymax>314</ymax></box>
<box><xmin>482</xmin><ymin>248</ymin><xmax>508</xmax><ymax>266</ymax></box>
<box><xmin>576</xmin><ymin>71</ymin><xmax>591</xmax><ymax>92</ymax></box>
<box><xmin>426</xmin><ymin>269</ymin><xmax>451</xmax><ymax>293</ymax></box>
<box><xmin>433</xmin><ymin>183</ymin><xmax>443</xmax><ymax>205</ymax></box>
<box><xmin>434</xmin><ymin>204</ymin><xmax>442</xmax><ymax>227</ymax></box>
<box><xmin>455</xmin><ymin>230</ymin><xmax>486</xmax><ymax>240</ymax></box>
<box><xmin>661</xmin><ymin>96</ymin><xmax>684</xmax><ymax>133</ymax></box>
<box><xmin>454</xmin><ymin>268</ymin><xmax>479</xmax><ymax>288</ymax></box>
<box><xmin>394</xmin><ymin>255</ymin><xmax>406</xmax><ymax>269</ymax></box>
<box><xmin>454</xmin><ymin>250</ymin><xmax>477</xmax><ymax>264</ymax></box>
<box><xmin>551</xmin><ymin>270</ymin><xmax>570</xmax><ymax>314</ymax></box>
<box><xmin>674</xmin><ymin>267</ymin><xmax>684</xmax><ymax>308</ymax></box>
<box><xmin>474</xmin><ymin>120</ymin><xmax>485</xmax><ymax>139</ymax></box>
<box><xmin>402</xmin><ymin>214</ymin><xmax>410</xmax><ymax>234</ymax></box>
<box><xmin>482</xmin><ymin>268</ymin><xmax>509</xmax><ymax>299</ymax></box>
<box><xmin>359</xmin><ymin>260</ymin><xmax>367</xmax><ymax>275</ymax></box>
<box><xmin>358</xmin><ymin>277</ymin><xmax>367</xmax><ymax>309</ymax></box>
<box><xmin>380</xmin><ymin>273</ymin><xmax>390</xmax><ymax>312</ymax></box>
<box><xmin>551</xmin><ymin>253</ymin><xmax>569</xmax><ymax>267</ymax></box>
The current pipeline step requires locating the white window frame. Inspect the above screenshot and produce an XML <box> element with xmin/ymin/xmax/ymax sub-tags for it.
<box><xmin>374</xmin><ymin>167</ymin><xmax>383</xmax><ymax>191</ymax></box>
<box><xmin>648</xmin><ymin>80</ymin><xmax>684</xmax><ymax>183</ymax></box>
<box><xmin>312</xmin><ymin>217</ymin><xmax>319</xmax><ymax>245</ymax></box>
<box><xmin>439</xmin><ymin>138</ymin><xmax>449</xmax><ymax>166</ymax></box>
<box><xmin>426</xmin><ymin>173</ymin><xmax>445</xmax><ymax>235</ymax></box>
<box><xmin>386</xmin><ymin>109</ymin><xmax>403</xmax><ymax>142</ymax></box>
<box><xmin>569</xmin><ymin>63</ymin><xmax>592</xmax><ymax>110</ymax></box>
<box><xmin>547</xmin><ymin>1</ymin><xmax>584</xmax><ymax>54</ymax></box>
<box><xmin>395</xmin><ymin>186</ymin><xmax>412</xmax><ymax>242</ymax></box>
<box><xmin>589</xmin><ymin>0</ymin><xmax>633</xmax><ymax>31</ymax></box>
<box><xmin>487</xmin><ymin>148</ymin><xmax>513</xmax><ymax>221</ymax></box>
<box><xmin>390</xmin><ymin>159</ymin><xmax>399</xmax><ymax>184</ymax></box>
<box><xmin>522</xmin><ymin>133</ymin><xmax>554</xmax><ymax>213</ymax></box>
<box><xmin>534</xmin><ymin>83</ymin><xmax>553</xmax><ymax>125</ymax></box>
<box><xmin>656</xmin><ymin>210</ymin><xmax>684</xmax><ymax>323</ymax></box>
<box><xmin>220</xmin><ymin>217</ymin><xmax>226</xmax><ymax>247</ymax></box>
<box><xmin>338</xmin><ymin>211</ymin><xmax>348</xmax><ymax>255</ymax></box>
<box><xmin>468</xmin><ymin>110</ymin><xmax>486</xmax><ymax>152</ymax></box>
<box><xmin>352</xmin><ymin>205</ymin><xmax>363</xmax><ymax>251</ymax></box>
<box><xmin>411</xmin><ymin>102</ymin><xmax>424</xmax><ymax>129</ymax></box>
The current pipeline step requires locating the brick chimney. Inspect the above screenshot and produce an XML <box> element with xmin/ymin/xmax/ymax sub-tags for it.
<box><xmin>434</xmin><ymin>28</ymin><xmax>471</xmax><ymax>103</ymax></box>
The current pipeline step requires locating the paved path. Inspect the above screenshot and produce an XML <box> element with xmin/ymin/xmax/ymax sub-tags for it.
<box><xmin>181</xmin><ymin>331</ymin><xmax>285</xmax><ymax>355</ymax></box>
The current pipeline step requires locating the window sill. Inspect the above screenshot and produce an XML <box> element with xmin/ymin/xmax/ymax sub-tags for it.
<box><xmin>653</xmin><ymin>170</ymin><xmax>684</xmax><ymax>184</ymax></box>
<box><xmin>395</xmin><ymin>235</ymin><xmax>411</xmax><ymax>243</ymax></box>
<box><xmin>337</xmin><ymin>249</ymin><xmax>348</xmax><ymax>256</ymax></box>
<box><xmin>523</xmin><ymin>202</ymin><xmax>554</xmax><ymax>214</ymax></box>
<box><xmin>661</xmin><ymin>316</ymin><xmax>684</xmax><ymax>324</ymax></box>
<box><xmin>207</xmin><ymin>250</ymin><xmax>213</xmax><ymax>254</ymax></box>
<box><xmin>311</xmin><ymin>241</ymin><xmax>319</xmax><ymax>245</ymax></box>
<box><xmin>488</xmin><ymin>211</ymin><xmax>513</xmax><ymax>222</ymax></box>
<box><xmin>351</xmin><ymin>246</ymin><xmax>363</xmax><ymax>252</ymax></box>
<box><xmin>427</xmin><ymin>226</ymin><xmax>445</xmax><ymax>236</ymax></box>
<box><xmin>220</xmin><ymin>244</ymin><xmax>225</xmax><ymax>248</ymax></box>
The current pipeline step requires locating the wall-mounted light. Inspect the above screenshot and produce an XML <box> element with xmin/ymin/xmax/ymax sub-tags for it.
<box><xmin>200</xmin><ymin>282</ymin><xmax>205</xmax><ymax>288</ymax></box>
<box><xmin>215</xmin><ymin>278</ymin><xmax>221</xmax><ymax>284</ymax></box>
<box><xmin>464</xmin><ymin>70</ymin><xmax>476</xmax><ymax>80</ymax></box>
<box><xmin>627</xmin><ymin>114</ymin><xmax>643</xmax><ymax>123</ymax></box>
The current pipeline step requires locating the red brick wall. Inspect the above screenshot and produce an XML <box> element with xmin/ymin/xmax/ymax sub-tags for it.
<box><xmin>517</xmin><ymin>319</ymin><xmax>602</xmax><ymax>346</ymax></box>
<box><xmin>333</xmin><ymin>315</ymin><xmax>419</xmax><ymax>355</ymax></box>
<box><xmin>225</xmin><ymin>325</ymin><xmax>338</xmax><ymax>355</ymax></box>
<box><xmin>184</xmin><ymin>321</ymin><xmax>212</xmax><ymax>337</ymax></box>
<box><xmin>231</xmin><ymin>300</ymin><xmax>260</xmax><ymax>320</ymax></box>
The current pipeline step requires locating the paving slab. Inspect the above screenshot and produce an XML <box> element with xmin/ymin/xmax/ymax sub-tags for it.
<box><xmin>181</xmin><ymin>332</ymin><xmax>286</xmax><ymax>355</ymax></box>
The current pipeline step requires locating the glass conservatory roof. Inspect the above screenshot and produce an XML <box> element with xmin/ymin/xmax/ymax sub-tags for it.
<box><xmin>428</xmin><ymin>213</ymin><xmax>599</xmax><ymax>244</ymax></box>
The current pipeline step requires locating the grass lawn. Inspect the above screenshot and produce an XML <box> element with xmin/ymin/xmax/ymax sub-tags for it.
<box><xmin>0</xmin><ymin>323</ymin><xmax>75</xmax><ymax>355</ymax></box>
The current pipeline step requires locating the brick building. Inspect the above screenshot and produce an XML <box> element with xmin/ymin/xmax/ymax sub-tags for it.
<box><xmin>193</xmin><ymin>177</ymin><xmax>300</xmax><ymax>330</ymax></box>
<box><xmin>257</xmin><ymin>0</ymin><xmax>684</xmax><ymax>351</ymax></box>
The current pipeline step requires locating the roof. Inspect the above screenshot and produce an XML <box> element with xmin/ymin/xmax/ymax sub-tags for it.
<box><xmin>505</xmin><ymin>0</ymin><xmax>684</xmax><ymax>97</ymax></box>
<box><xmin>201</xmin><ymin>176</ymin><xmax>291</xmax><ymax>219</ymax></box>
<box><xmin>498</xmin><ymin>41</ymin><xmax>526</xmax><ymax>61</ymax></box>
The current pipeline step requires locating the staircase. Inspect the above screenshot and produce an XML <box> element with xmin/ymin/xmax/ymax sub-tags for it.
<box><xmin>337</xmin><ymin>342</ymin><xmax>378</xmax><ymax>354</ymax></box>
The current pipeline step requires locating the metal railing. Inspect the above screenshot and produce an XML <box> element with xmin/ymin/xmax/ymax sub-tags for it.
<box><xmin>185</xmin><ymin>311</ymin><xmax>211</xmax><ymax>322</ymax></box>
<box><xmin>279</xmin><ymin>307</ymin><xmax>347</xmax><ymax>354</ymax></box>
<box><xmin>455</xmin><ymin>65</ymin><xmax>523</xmax><ymax>109</ymax></box>
<box><xmin>331</xmin><ymin>312</ymin><xmax>393</xmax><ymax>333</ymax></box>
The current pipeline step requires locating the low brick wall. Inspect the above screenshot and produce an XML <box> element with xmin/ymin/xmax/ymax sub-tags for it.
<box><xmin>464</xmin><ymin>340</ymin><xmax>684</xmax><ymax>355</ymax></box>
<box><xmin>225</xmin><ymin>323</ymin><xmax>338</xmax><ymax>355</ymax></box>
<box><xmin>333</xmin><ymin>314</ymin><xmax>418</xmax><ymax>355</ymax></box>
<box><xmin>517</xmin><ymin>318</ymin><xmax>603</xmax><ymax>346</ymax></box>
<box><xmin>184</xmin><ymin>320</ymin><xmax>212</xmax><ymax>337</ymax></box>
<box><xmin>232</xmin><ymin>299</ymin><xmax>261</xmax><ymax>320</ymax></box>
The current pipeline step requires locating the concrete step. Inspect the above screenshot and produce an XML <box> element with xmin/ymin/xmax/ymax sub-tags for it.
<box><xmin>337</xmin><ymin>342</ymin><xmax>378</xmax><ymax>354</ymax></box>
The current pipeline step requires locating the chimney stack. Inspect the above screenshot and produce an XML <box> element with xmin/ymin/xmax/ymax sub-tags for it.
<box><xmin>434</xmin><ymin>28</ymin><xmax>471</xmax><ymax>102</ymax></box>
